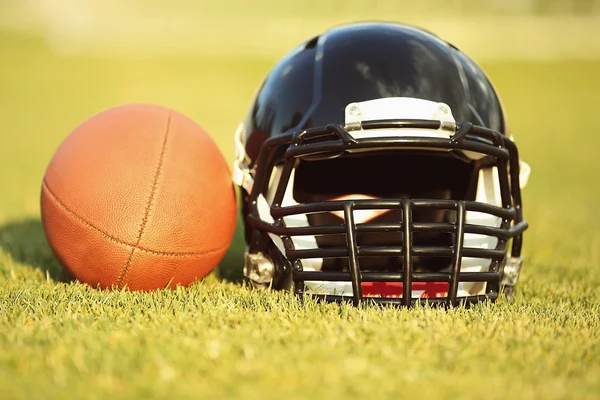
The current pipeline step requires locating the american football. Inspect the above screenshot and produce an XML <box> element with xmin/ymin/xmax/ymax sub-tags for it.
<box><xmin>1</xmin><ymin>1</ymin><xmax>598</xmax><ymax>399</ymax></box>
<box><xmin>41</xmin><ymin>104</ymin><xmax>236</xmax><ymax>290</ymax></box>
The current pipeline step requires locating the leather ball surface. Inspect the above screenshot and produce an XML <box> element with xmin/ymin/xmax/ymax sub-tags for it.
<box><xmin>41</xmin><ymin>104</ymin><xmax>236</xmax><ymax>290</ymax></box>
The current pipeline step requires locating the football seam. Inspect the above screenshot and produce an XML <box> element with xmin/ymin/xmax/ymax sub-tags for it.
<box><xmin>116</xmin><ymin>112</ymin><xmax>171</xmax><ymax>288</ymax></box>
<box><xmin>41</xmin><ymin>180</ymin><xmax>224</xmax><ymax>258</ymax></box>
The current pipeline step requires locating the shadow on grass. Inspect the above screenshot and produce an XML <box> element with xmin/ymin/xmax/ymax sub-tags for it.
<box><xmin>215</xmin><ymin>214</ymin><xmax>246</xmax><ymax>283</ymax></box>
<box><xmin>0</xmin><ymin>216</ymin><xmax>247</xmax><ymax>285</ymax></box>
<box><xmin>0</xmin><ymin>217</ymin><xmax>73</xmax><ymax>282</ymax></box>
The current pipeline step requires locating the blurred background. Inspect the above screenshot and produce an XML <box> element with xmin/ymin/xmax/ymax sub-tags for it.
<box><xmin>1</xmin><ymin>0</ymin><xmax>599</xmax><ymax>285</ymax></box>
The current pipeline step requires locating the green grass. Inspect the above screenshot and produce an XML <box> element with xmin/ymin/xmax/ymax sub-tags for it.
<box><xmin>1</xmin><ymin>25</ymin><xmax>600</xmax><ymax>400</ymax></box>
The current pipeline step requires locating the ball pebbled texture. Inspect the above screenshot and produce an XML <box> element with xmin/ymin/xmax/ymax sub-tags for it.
<box><xmin>41</xmin><ymin>104</ymin><xmax>236</xmax><ymax>290</ymax></box>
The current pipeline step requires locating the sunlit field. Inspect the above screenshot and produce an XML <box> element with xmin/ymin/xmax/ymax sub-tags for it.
<box><xmin>1</xmin><ymin>1</ymin><xmax>599</xmax><ymax>399</ymax></box>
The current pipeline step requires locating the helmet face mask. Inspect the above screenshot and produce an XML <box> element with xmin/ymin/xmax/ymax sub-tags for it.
<box><xmin>234</xmin><ymin>22</ymin><xmax>530</xmax><ymax>307</ymax></box>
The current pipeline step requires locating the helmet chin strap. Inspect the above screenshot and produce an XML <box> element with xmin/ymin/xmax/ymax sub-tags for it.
<box><xmin>361</xmin><ymin>282</ymin><xmax>449</xmax><ymax>299</ymax></box>
<box><xmin>303</xmin><ymin>279</ymin><xmax>484</xmax><ymax>300</ymax></box>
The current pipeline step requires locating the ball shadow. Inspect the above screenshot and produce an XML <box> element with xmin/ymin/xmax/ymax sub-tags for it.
<box><xmin>215</xmin><ymin>213</ymin><xmax>246</xmax><ymax>283</ymax></box>
<box><xmin>0</xmin><ymin>217</ymin><xmax>73</xmax><ymax>282</ymax></box>
<box><xmin>0</xmin><ymin>214</ymin><xmax>247</xmax><ymax>285</ymax></box>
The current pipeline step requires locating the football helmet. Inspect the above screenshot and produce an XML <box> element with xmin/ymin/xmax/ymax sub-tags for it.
<box><xmin>233</xmin><ymin>22</ymin><xmax>530</xmax><ymax>307</ymax></box>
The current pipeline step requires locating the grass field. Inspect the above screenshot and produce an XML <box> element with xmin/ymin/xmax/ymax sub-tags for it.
<box><xmin>1</xmin><ymin>10</ymin><xmax>600</xmax><ymax>400</ymax></box>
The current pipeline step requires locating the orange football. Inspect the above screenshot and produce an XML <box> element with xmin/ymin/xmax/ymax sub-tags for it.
<box><xmin>41</xmin><ymin>104</ymin><xmax>236</xmax><ymax>291</ymax></box>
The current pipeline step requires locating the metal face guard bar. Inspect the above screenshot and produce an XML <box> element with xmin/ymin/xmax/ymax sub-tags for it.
<box><xmin>245</xmin><ymin>120</ymin><xmax>527</xmax><ymax>307</ymax></box>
